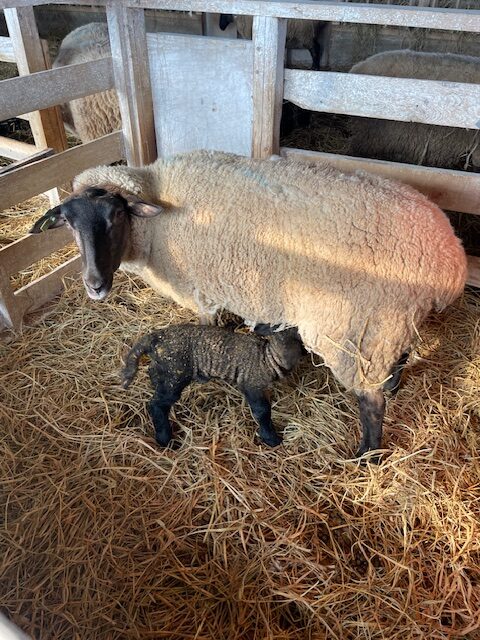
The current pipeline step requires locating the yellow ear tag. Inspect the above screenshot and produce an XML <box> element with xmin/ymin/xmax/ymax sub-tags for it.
<box><xmin>39</xmin><ymin>215</ymin><xmax>57</xmax><ymax>232</ymax></box>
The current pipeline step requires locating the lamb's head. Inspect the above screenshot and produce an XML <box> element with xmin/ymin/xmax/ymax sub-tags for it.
<box><xmin>29</xmin><ymin>186</ymin><xmax>163</xmax><ymax>301</ymax></box>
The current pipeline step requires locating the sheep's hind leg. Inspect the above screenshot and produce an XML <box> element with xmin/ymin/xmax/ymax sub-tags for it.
<box><xmin>384</xmin><ymin>351</ymin><xmax>410</xmax><ymax>395</ymax></box>
<box><xmin>148</xmin><ymin>382</ymin><xmax>188</xmax><ymax>447</ymax></box>
<box><xmin>243</xmin><ymin>388</ymin><xmax>282</xmax><ymax>447</ymax></box>
<box><xmin>355</xmin><ymin>388</ymin><xmax>386</xmax><ymax>461</ymax></box>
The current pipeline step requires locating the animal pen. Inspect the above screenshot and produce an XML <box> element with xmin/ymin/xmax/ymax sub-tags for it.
<box><xmin>0</xmin><ymin>1</ymin><xmax>479</xmax><ymax>639</ymax></box>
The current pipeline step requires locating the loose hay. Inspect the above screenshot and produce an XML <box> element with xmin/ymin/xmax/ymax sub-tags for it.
<box><xmin>0</xmin><ymin>271</ymin><xmax>479</xmax><ymax>640</ymax></box>
<box><xmin>0</xmin><ymin>195</ymin><xmax>78</xmax><ymax>291</ymax></box>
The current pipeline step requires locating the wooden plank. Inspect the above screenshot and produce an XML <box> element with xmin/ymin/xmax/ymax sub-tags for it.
<box><xmin>284</xmin><ymin>69</ymin><xmax>480</xmax><ymax>130</ymax></box>
<box><xmin>2</xmin><ymin>1</ymin><xmax>480</xmax><ymax>32</ymax></box>
<box><xmin>4</xmin><ymin>7</ymin><xmax>46</xmax><ymax>75</ymax></box>
<box><xmin>13</xmin><ymin>254</ymin><xmax>81</xmax><ymax>320</ymax></box>
<box><xmin>280</xmin><ymin>147</ymin><xmax>480</xmax><ymax>216</ymax></box>
<box><xmin>0</xmin><ymin>131</ymin><xmax>125</xmax><ymax>211</ymax></box>
<box><xmin>0</xmin><ymin>0</ymin><xmax>107</xmax><ymax>6</ymax></box>
<box><xmin>251</xmin><ymin>16</ymin><xmax>286</xmax><ymax>159</ymax></box>
<box><xmin>148</xmin><ymin>32</ymin><xmax>253</xmax><ymax>158</ymax></box>
<box><xmin>3</xmin><ymin>0</ymin><xmax>480</xmax><ymax>32</ymax></box>
<box><xmin>467</xmin><ymin>256</ymin><xmax>480</xmax><ymax>288</ymax></box>
<box><xmin>0</xmin><ymin>136</ymin><xmax>37</xmax><ymax>161</ymax></box>
<box><xmin>0</xmin><ymin>36</ymin><xmax>15</xmax><ymax>63</ymax></box>
<box><xmin>0</xmin><ymin>227</ymin><xmax>73</xmax><ymax>278</ymax></box>
<box><xmin>0</xmin><ymin>146</ymin><xmax>53</xmax><ymax>171</ymax></box>
<box><xmin>4</xmin><ymin>8</ymin><xmax>67</xmax><ymax>206</ymax></box>
<box><xmin>121</xmin><ymin>2</ymin><xmax>480</xmax><ymax>33</ymax></box>
<box><xmin>4</xmin><ymin>8</ymin><xmax>68</xmax><ymax>153</ymax></box>
<box><xmin>0</xmin><ymin>57</ymin><xmax>114</xmax><ymax>122</ymax></box>
<box><xmin>106</xmin><ymin>4</ymin><xmax>156</xmax><ymax>166</ymax></box>
<box><xmin>40</xmin><ymin>39</ymin><xmax>69</xmax><ymax>151</ymax></box>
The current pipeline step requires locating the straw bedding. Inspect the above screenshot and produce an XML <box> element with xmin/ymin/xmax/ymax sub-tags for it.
<box><xmin>0</xmin><ymin>260</ymin><xmax>479</xmax><ymax>638</ymax></box>
<box><xmin>1</xmin><ymin>20</ymin><xmax>479</xmax><ymax>635</ymax></box>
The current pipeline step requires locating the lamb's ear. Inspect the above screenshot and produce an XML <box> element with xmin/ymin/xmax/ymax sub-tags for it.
<box><xmin>29</xmin><ymin>205</ymin><xmax>65</xmax><ymax>234</ymax></box>
<box><xmin>125</xmin><ymin>195</ymin><xmax>164</xmax><ymax>218</ymax></box>
<box><xmin>253</xmin><ymin>323</ymin><xmax>281</xmax><ymax>336</ymax></box>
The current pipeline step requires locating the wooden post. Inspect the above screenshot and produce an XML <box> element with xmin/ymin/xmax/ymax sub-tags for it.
<box><xmin>251</xmin><ymin>16</ymin><xmax>287</xmax><ymax>159</ymax></box>
<box><xmin>3</xmin><ymin>9</ymin><xmax>68</xmax><ymax>154</ymax></box>
<box><xmin>0</xmin><ymin>267</ymin><xmax>21</xmax><ymax>331</ymax></box>
<box><xmin>4</xmin><ymin>6</ymin><xmax>68</xmax><ymax>205</ymax></box>
<box><xmin>106</xmin><ymin>3</ymin><xmax>157</xmax><ymax>166</ymax></box>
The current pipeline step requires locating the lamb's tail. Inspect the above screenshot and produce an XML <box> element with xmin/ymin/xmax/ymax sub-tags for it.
<box><xmin>121</xmin><ymin>334</ymin><xmax>158</xmax><ymax>389</ymax></box>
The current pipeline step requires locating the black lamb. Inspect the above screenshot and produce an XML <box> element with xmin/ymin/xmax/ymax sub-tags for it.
<box><xmin>121</xmin><ymin>324</ymin><xmax>304</xmax><ymax>448</ymax></box>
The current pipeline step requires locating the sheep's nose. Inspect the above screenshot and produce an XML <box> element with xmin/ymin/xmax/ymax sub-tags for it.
<box><xmin>91</xmin><ymin>284</ymin><xmax>104</xmax><ymax>294</ymax></box>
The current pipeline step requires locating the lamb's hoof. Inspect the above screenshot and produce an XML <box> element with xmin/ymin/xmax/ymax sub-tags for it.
<box><xmin>155</xmin><ymin>435</ymin><xmax>175</xmax><ymax>449</ymax></box>
<box><xmin>260</xmin><ymin>432</ymin><xmax>283</xmax><ymax>448</ymax></box>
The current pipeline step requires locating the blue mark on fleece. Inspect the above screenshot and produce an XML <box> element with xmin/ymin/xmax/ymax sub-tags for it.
<box><xmin>240</xmin><ymin>167</ymin><xmax>283</xmax><ymax>196</ymax></box>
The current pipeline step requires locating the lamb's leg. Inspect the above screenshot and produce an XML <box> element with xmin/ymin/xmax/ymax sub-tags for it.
<box><xmin>243</xmin><ymin>388</ymin><xmax>282</xmax><ymax>447</ymax></box>
<box><xmin>355</xmin><ymin>388</ymin><xmax>386</xmax><ymax>460</ymax></box>
<box><xmin>199</xmin><ymin>312</ymin><xmax>217</xmax><ymax>326</ymax></box>
<box><xmin>147</xmin><ymin>381</ymin><xmax>188</xmax><ymax>447</ymax></box>
<box><xmin>383</xmin><ymin>351</ymin><xmax>410</xmax><ymax>395</ymax></box>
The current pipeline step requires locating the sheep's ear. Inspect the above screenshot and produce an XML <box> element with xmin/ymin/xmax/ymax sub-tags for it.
<box><xmin>126</xmin><ymin>195</ymin><xmax>164</xmax><ymax>218</ymax></box>
<box><xmin>29</xmin><ymin>205</ymin><xmax>65</xmax><ymax>234</ymax></box>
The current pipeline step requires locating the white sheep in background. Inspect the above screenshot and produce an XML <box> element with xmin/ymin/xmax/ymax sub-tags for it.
<box><xmin>348</xmin><ymin>49</ymin><xmax>480</xmax><ymax>171</ymax></box>
<box><xmin>30</xmin><ymin>150</ymin><xmax>467</xmax><ymax>459</ymax></box>
<box><xmin>219</xmin><ymin>14</ymin><xmax>331</xmax><ymax>70</ymax></box>
<box><xmin>52</xmin><ymin>22</ymin><xmax>120</xmax><ymax>143</ymax></box>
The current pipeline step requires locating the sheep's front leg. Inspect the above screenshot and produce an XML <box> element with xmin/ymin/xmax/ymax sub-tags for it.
<box><xmin>355</xmin><ymin>388</ymin><xmax>385</xmax><ymax>460</ymax></box>
<box><xmin>147</xmin><ymin>381</ymin><xmax>188</xmax><ymax>447</ymax></box>
<box><xmin>243</xmin><ymin>388</ymin><xmax>282</xmax><ymax>447</ymax></box>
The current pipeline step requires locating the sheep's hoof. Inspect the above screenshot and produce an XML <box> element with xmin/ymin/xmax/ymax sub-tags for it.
<box><xmin>355</xmin><ymin>446</ymin><xmax>381</xmax><ymax>465</ymax></box>
<box><xmin>260</xmin><ymin>431</ymin><xmax>283</xmax><ymax>448</ymax></box>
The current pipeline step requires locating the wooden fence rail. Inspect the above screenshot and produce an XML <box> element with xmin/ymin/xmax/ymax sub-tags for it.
<box><xmin>0</xmin><ymin>132</ymin><xmax>125</xmax><ymax>211</ymax></box>
<box><xmin>281</xmin><ymin>148</ymin><xmax>480</xmax><ymax>217</ymax></box>
<box><xmin>1</xmin><ymin>0</ymin><xmax>480</xmax><ymax>32</ymax></box>
<box><xmin>284</xmin><ymin>70</ymin><xmax>480</xmax><ymax>130</ymax></box>
<box><xmin>0</xmin><ymin>57</ymin><xmax>114</xmax><ymax>122</ymax></box>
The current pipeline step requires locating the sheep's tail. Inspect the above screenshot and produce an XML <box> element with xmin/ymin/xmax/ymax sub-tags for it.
<box><xmin>121</xmin><ymin>334</ymin><xmax>158</xmax><ymax>389</ymax></box>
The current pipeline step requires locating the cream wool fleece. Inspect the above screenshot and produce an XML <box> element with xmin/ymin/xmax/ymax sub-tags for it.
<box><xmin>53</xmin><ymin>23</ymin><xmax>121</xmax><ymax>142</ymax></box>
<box><xmin>74</xmin><ymin>150</ymin><xmax>467</xmax><ymax>391</ymax></box>
<box><xmin>349</xmin><ymin>50</ymin><xmax>480</xmax><ymax>170</ymax></box>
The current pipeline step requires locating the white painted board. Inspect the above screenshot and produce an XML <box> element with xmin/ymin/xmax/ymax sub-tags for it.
<box><xmin>147</xmin><ymin>32</ymin><xmax>253</xmax><ymax>158</ymax></box>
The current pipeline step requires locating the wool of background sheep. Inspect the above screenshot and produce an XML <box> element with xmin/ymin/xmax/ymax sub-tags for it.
<box><xmin>52</xmin><ymin>23</ymin><xmax>121</xmax><ymax>143</ymax></box>
<box><xmin>348</xmin><ymin>50</ymin><xmax>480</xmax><ymax>170</ymax></box>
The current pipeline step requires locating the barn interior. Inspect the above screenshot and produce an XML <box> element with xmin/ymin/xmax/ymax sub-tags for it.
<box><xmin>0</xmin><ymin>2</ymin><xmax>479</xmax><ymax>639</ymax></box>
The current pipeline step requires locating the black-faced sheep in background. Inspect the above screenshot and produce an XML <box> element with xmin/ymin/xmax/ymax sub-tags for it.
<box><xmin>121</xmin><ymin>324</ymin><xmax>304</xmax><ymax>447</ymax></box>
<box><xmin>348</xmin><ymin>49</ymin><xmax>480</xmax><ymax>171</ymax></box>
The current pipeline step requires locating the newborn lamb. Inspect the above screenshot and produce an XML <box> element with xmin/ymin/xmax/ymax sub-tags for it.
<box><xmin>121</xmin><ymin>324</ymin><xmax>303</xmax><ymax>447</ymax></box>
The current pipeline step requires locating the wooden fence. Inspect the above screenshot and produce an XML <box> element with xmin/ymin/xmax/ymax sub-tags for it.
<box><xmin>0</xmin><ymin>0</ymin><xmax>479</xmax><ymax>331</ymax></box>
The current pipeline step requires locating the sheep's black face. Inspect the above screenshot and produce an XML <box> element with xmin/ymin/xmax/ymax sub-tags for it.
<box><xmin>30</xmin><ymin>186</ymin><xmax>164</xmax><ymax>301</ymax></box>
<box><xmin>65</xmin><ymin>188</ymin><xmax>130</xmax><ymax>300</ymax></box>
<box><xmin>30</xmin><ymin>188</ymin><xmax>131</xmax><ymax>301</ymax></box>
